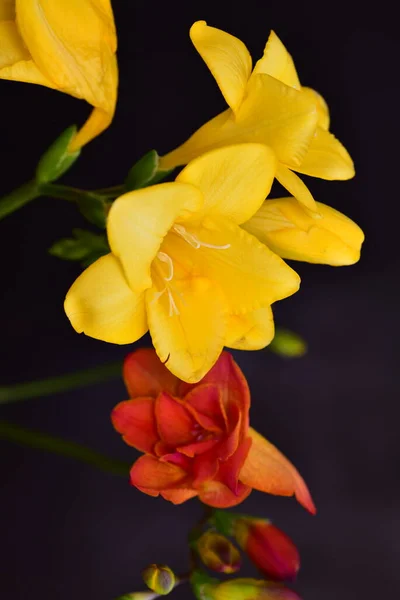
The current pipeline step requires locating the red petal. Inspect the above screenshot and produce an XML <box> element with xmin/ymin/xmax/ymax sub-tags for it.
<box><xmin>217</xmin><ymin>405</ymin><xmax>241</xmax><ymax>461</ymax></box>
<box><xmin>155</xmin><ymin>392</ymin><xmax>196</xmax><ymax>446</ymax></box>
<box><xmin>217</xmin><ymin>437</ymin><xmax>252</xmax><ymax>494</ymax></box>
<box><xmin>192</xmin><ymin>451</ymin><xmax>219</xmax><ymax>486</ymax></box>
<box><xmin>185</xmin><ymin>384</ymin><xmax>225</xmax><ymax>431</ymax></box>
<box><xmin>239</xmin><ymin>428</ymin><xmax>316</xmax><ymax>514</ymax></box>
<box><xmin>181</xmin><ymin>352</ymin><xmax>250</xmax><ymax>432</ymax></box>
<box><xmin>130</xmin><ymin>455</ymin><xmax>188</xmax><ymax>491</ymax></box>
<box><xmin>123</xmin><ymin>348</ymin><xmax>179</xmax><ymax>399</ymax></box>
<box><xmin>111</xmin><ymin>397</ymin><xmax>158</xmax><ymax>453</ymax></box>
<box><xmin>161</xmin><ymin>489</ymin><xmax>198</xmax><ymax>504</ymax></box>
<box><xmin>199</xmin><ymin>480</ymin><xmax>252</xmax><ymax>508</ymax></box>
<box><xmin>178</xmin><ymin>438</ymin><xmax>219</xmax><ymax>458</ymax></box>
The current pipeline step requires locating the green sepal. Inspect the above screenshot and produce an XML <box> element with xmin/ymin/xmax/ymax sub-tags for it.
<box><xmin>36</xmin><ymin>126</ymin><xmax>80</xmax><ymax>184</ymax></box>
<box><xmin>269</xmin><ymin>328</ymin><xmax>307</xmax><ymax>358</ymax></box>
<box><xmin>0</xmin><ymin>180</ymin><xmax>40</xmax><ymax>221</ymax></box>
<box><xmin>125</xmin><ymin>150</ymin><xmax>175</xmax><ymax>191</ymax></box>
<box><xmin>77</xmin><ymin>194</ymin><xmax>107</xmax><ymax>229</ymax></box>
<box><xmin>49</xmin><ymin>228</ymin><xmax>109</xmax><ymax>267</ymax></box>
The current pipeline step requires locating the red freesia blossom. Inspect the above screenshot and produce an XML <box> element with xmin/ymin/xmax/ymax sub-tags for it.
<box><xmin>112</xmin><ymin>349</ymin><xmax>315</xmax><ymax>511</ymax></box>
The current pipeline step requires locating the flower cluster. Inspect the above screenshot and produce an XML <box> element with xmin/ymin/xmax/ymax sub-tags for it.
<box><xmin>0</xmin><ymin>6</ymin><xmax>364</xmax><ymax>600</ymax></box>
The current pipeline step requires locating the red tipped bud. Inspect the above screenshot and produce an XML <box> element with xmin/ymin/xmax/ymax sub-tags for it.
<box><xmin>142</xmin><ymin>564</ymin><xmax>176</xmax><ymax>595</ymax></box>
<box><xmin>197</xmin><ymin>531</ymin><xmax>241</xmax><ymax>574</ymax></box>
<box><xmin>234</xmin><ymin>519</ymin><xmax>300</xmax><ymax>581</ymax></box>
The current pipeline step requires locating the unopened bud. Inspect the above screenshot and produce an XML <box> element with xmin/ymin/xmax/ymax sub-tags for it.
<box><xmin>197</xmin><ymin>531</ymin><xmax>241</xmax><ymax>574</ymax></box>
<box><xmin>234</xmin><ymin>519</ymin><xmax>300</xmax><ymax>581</ymax></box>
<box><xmin>142</xmin><ymin>564</ymin><xmax>176</xmax><ymax>595</ymax></box>
<box><xmin>194</xmin><ymin>577</ymin><xmax>301</xmax><ymax>600</ymax></box>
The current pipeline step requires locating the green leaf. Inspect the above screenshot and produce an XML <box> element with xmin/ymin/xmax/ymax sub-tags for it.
<box><xmin>49</xmin><ymin>228</ymin><xmax>109</xmax><ymax>266</ymax></box>
<box><xmin>0</xmin><ymin>180</ymin><xmax>40</xmax><ymax>221</ymax></box>
<box><xmin>269</xmin><ymin>328</ymin><xmax>307</xmax><ymax>358</ymax></box>
<box><xmin>125</xmin><ymin>150</ymin><xmax>174</xmax><ymax>191</ymax></box>
<box><xmin>36</xmin><ymin>126</ymin><xmax>80</xmax><ymax>184</ymax></box>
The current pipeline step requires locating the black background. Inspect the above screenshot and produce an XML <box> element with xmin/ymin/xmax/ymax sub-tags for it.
<box><xmin>1</xmin><ymin>1</ymin><xmax>399</xmax><ymax>599</ymax></box>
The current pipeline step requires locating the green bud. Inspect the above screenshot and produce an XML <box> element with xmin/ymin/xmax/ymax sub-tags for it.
<box><xmin>36</xmin><ymin>126</ymin><xmax>80</xmax><ymax>184</ymax></box>
<box><xmin>116</xmin><ymin>592</ymin><xmax>159</xmax><ymax>600</ymax></box>
<box><xmin>269</xmin><ymin>329</ymin><xmax>307</xmax><ymax>358</ymax></box>
<box><xmin>142</xmin><ymin>564</ymin><xmax>176</xmax><ymax>595</ymax></box>
<box><xmin>49</xmin><ymin>228</ymin><xmax>109</xmax><ymax>267</ymax></box>
<box><xmin>125</xmin><ymin>150</ymin><xmax>174</xmax><ymax>191</ymax></box>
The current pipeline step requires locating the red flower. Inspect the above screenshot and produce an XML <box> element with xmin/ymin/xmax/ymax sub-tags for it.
<box><xmin>112</xmin><ymin>349</ymin><xmax>315</xmax><ymax>511</ymax></box>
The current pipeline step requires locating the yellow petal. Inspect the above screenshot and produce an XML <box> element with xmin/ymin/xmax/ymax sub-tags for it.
<box><xmin>177</xmin><ymin>144</ymin><xmax>277</xmax><ymax>225</ymax></box>
<box><xmin>15</xmin><ymin>0</ymin><xmax>118</xmax><ymax>147</ymax></box>
<box><xmin>0</xmin><ymin>20</ymin><xmax>55</xmax><ymax>86</ymax></box>
<box><xmin>107</xmin><ymin>183</ymin><xmax>203</xmax><ymax>294</ymax></box>
<box><xmin>160</xmin><ymin>75</ymin><xmax>318</xmax><ymax>171</ymax></box>
<box><xmin>190</xmin><ymin>20</ymin><xmax>252</xmax><ymax>112</ymax></box>
<box><xmin>146</xmin><ymin>276</ymin><xmax>227</xmax><ymax>383</ymax></box>
<box><xmin>0</xmin><ymin>1</ymin><xmax>15</xmax><ymax>20</ymax></box>
<box><xmin>242</xmin><ymin>196</ymin><xmax>365</xmax><ymax>266</ymax></box>
<box><xmin>180</xmin><ymin>217</ymin><xmax>300</xmax><ymax>313</ymax></box>
<box><xmin>64</xmin><ymin>254</ymin><xmax>148</xmax><ymax>344</ymax></box>
<box><xmin>293</xmin><ymin>127</ymin><xmax>355</xmax><ymax>180</ymax></box>
<box><xmin>252</xmin><ymin>30</ymin><xmax>301</xmax><ymax>89</ymax></box>
<box><xmin>301</xmin><ymin>87</ymin><xmax>330</xmax><ymax>130</ymax></box>
<box><xmin>275</xmin><ymin>164</ymin><xmax>317</xmax><ymax>212</ymax></box>
<box><xmin>225</xmin><ymin>307</ymin><xmax>275</xmax><ymax>350</ymax></box>
<box><xmin>238</xmin><ymin>74</ymin><xmax>318</xmax><ymax>167</ymax></box>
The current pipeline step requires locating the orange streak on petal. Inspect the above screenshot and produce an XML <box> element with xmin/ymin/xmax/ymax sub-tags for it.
<box><xmin>199</xmin><ymin>480</ymin><xmax>252</xmax><ymax>508</ymax></box>
<box><xmin>239</xmin><ymin>428</ymin><xmax>316</xmax><ymax>514</ymax></box>
<box><xmin>161</xmin><ymin>489</ymin><xmax>199</xmax><ymax>504</ymax></box>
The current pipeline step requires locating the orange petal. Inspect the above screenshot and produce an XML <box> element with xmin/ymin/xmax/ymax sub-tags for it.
<box><xmin>155</xmin><ymin>392</ymin><xmax>196</xmax><ymax>446</ymax></box>
<box><xmin>239</xmin><ymin>428</ymin><xmax>316</xmax><ymax>514</ymax></box>
<box><xmin>199</xmin><ymin>480</ymin><xmax>252</xmax><ymax>508</ymax></box>
<box><xmin>161</xmin><ymin>489</ymin><xmax>198</xmax><ymax>504</ymax></box>
<box><xmin>130</xmin><ymin>455</ymin><xmax>188</xmax><ymax>492</ymax></box>
<box><xmin>123</xmin><ymin>348</ymin><xmax>180</xmax><ymax>399</ymax></box>
<box><xmin>111</xmin><ymin>397</ymin><xmax>158</xmax><ymax>454</ymax></box>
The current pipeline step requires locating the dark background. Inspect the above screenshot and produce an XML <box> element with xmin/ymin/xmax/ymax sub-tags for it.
<box><xmin>1</xmin><ymin>1</ymin><xmax>399</xmax><ymax>598</ymax></box>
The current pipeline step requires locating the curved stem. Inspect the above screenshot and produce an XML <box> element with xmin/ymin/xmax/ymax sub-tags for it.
<box><xmin>0</xmin><ymin>180</ymin><xmax>41</xmax><ymax>220</ymax></box>
<box><xmin>0</xmin><ymin>420</ymin><xmax>130</xmax><ymax>476</ymax></box>
<box><xmin>40</xmin><ymin>182</ymin><xmax>105</xmax><ymax>203</ymax></box>
<box><xmin>0</xmin><ymin>361</ymin><xmax>123</xmax><ymax>405</ymax></box>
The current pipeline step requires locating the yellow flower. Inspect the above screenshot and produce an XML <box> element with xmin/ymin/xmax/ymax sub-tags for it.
<box><xmin>65</xmin><ymin>144</ymin><xmax>300</xmax><ymax>383</ymax></box>
<box><xmin>0</xmin><ymin>0</ymin><xmax>118</xmax><ymax>150</ymax></box>
<box><xmin>242</xmin><ymin>196</ymin><xmax>364</xmax><ymax>266</ymax></box>
<box><xmin>160</xmin><ymin>21</ymin><xmax>354</xmax><ymax>213</ymax></box>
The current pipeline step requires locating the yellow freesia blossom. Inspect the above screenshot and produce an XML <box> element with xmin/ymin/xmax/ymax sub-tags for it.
<box><xmin>65</xmin><ymin>144</ymin><xmax>300</xmax><ymax>383</ymax></box>
<box><xmin>242</xmin><ymin>197</ymin><xmax>364</xmax><ymax>266</ymax></box>
<box><xmin>160</xmin><ymin>21</ymin><xmax>354</xmax><ymax>213</ymax></box>
<box><xmin>0</xmin><ymin>0</ymin><xmax>118</xmax><ymax>150</ymax></box>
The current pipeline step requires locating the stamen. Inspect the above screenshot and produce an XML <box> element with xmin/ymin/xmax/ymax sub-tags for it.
<box><xmin>150</xmin><ymin>288</ymin><xmax>166</xmax><ymax>305</ymax></box>
<box><xmin>167</xmin><ymin>289</ymin><xmax>180</xmax><ymax>316</ymax></box>
<box><xmin>173</xmin><ymin>224</ymin><xmax>201</xmax><ymax>248</ymax></box>
<box><xmin>173</xmin><ymin>224</ymin><xmax>231</xmax><ymax>251</ymax></box>
<box><xmin>157</xmin><ymin>251</ymin><xmax>174</xmax><ymax>281</ymax></box>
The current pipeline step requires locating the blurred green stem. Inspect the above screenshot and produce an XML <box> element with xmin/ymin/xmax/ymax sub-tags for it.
<box><xmin>0</xmin><ymin>420</ymin><xmax>130</xmax><ymax>476</ymax></box>
<box><xmin>40</xmin><ymin>182</ymin><xmax>105</xmax><ymax>204</ymax></box>
<box><xmin>0</xmin><ymin>361</ymin><xmax>122</xmax><ymax>405</ymax></box>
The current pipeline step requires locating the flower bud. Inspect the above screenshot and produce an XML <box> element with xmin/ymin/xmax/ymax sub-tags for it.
<box><xmin>197</xmin><ymin>531</ymin><xmax>241</xmax><ymax>574</ymax></box>
<box><xmin>116</xmin><ymin>592</ymin><xmax>158</xmax><ymax>600</ymax></box>
<box><xmin>142</xmin><ymin>564</ymin><xmax>176</xmax><ymax>595</ymax></box>
<box><xmin>234</xmin><ymin>519</ymin><xmax>300</xmax><ymax>581</ymax></box>
<box><xmin>194</xmin><ymin>577</ymin><xmax>301</xmax><ymax>600</ymax></box>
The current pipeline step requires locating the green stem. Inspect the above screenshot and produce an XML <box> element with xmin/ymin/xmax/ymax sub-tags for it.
<box><xmin>0</xmin><ymin>180</ymin><xmax>41</xmax><ymax>220</ymax></box>
<box><xmin>0</xmin><ymin>361</ymin><xmax>123</xmax><ymax>405</ymax></box>
<box><xmin>0</xmin><ymin>420</ymin><xmax>130</xmax><ymax>476</ymax></box>
<box><xmin>93</xmin><ymin>184</ymin><xmax>126</xmax><ymax>196</ymax></box>
<box><xmin>40</xmin><ymin>182</ymin><xmax>105</xmax><ymax>204</ymax></box>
